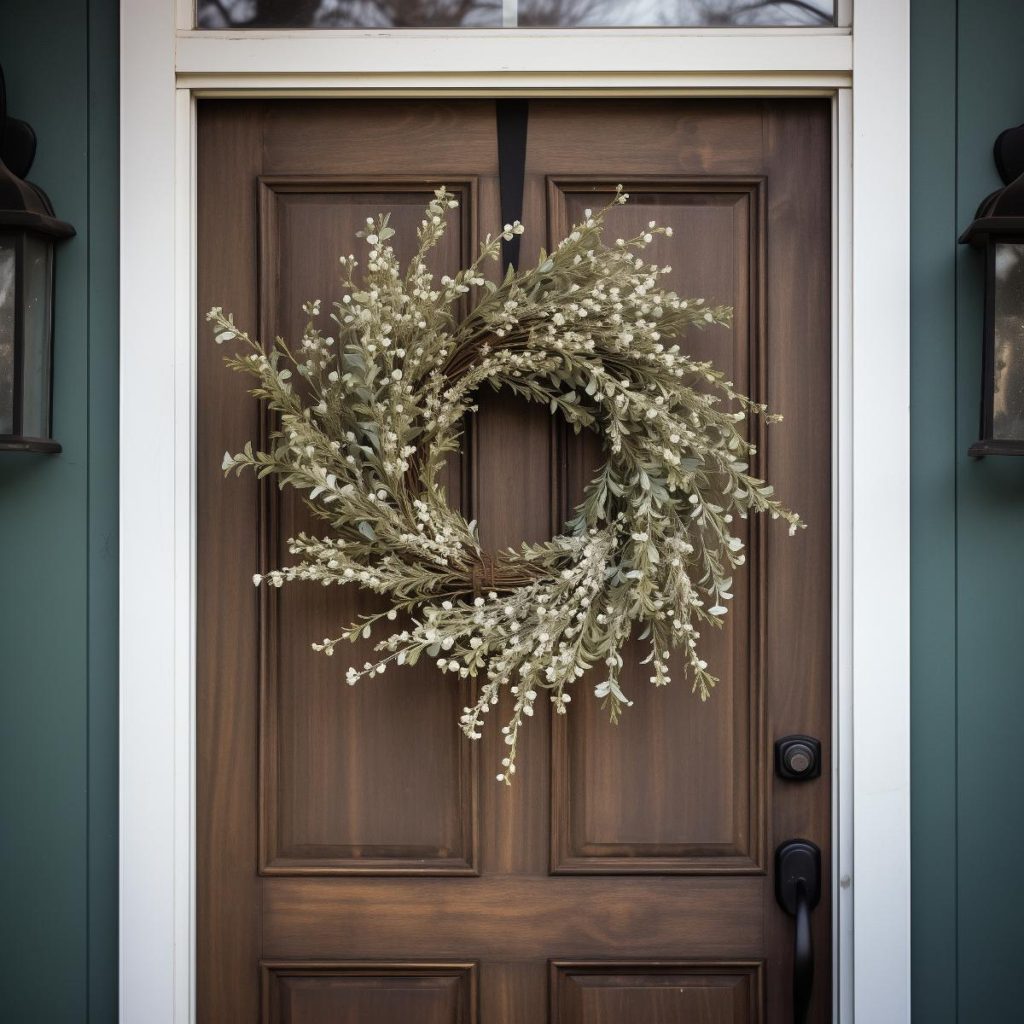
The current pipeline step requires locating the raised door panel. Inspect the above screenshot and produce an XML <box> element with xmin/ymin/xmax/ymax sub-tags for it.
<box><xmin>551</xmin><ymin>962</ymin><xmax>763</xmax><ymax>1024</ymax></box>
<box><xmin>262</xmin><ymin>963</ymin><xmax>477</xmax><ymax>1024</ymax></box>
<box><xmin>258</xmin><ymin>179</ymin><xmax>478</xmax><ymax>874</ymax></box>
<box><xmin>548</xmin><ymin>180</ymin><xmax>766</xmax><ymax>874</ymax></box>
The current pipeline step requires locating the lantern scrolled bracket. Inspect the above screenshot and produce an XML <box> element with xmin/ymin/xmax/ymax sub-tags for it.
<box><xmin>0</xmin><ymin>63</ymin><xmax>75</xmax><ymax>455</ymax></box>
<box><xmin>960</xmin><ymin>122</ymin><xmax>1024</xmax><ymax>457</ymax></box>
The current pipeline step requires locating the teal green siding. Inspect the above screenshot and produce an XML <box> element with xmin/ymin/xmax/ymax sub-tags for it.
<box><xmin>910</xmin><ymin>1</ymin><xmax>959</xmax><ymax>1020</ymax></box>
<box><xmin>0</xmin><ymin>2</ymin><xmax>118</xmax><ymax>1021</ymax></box>
<box><xmin>953</xmin><ymin>2</ymin><xmax>1024</xmax><ymax>1020</ymax></box>
<box><xmin>912</xmin><ymin>0</ymin><xmax>1024</xmax><ymax>1020</ymax></box>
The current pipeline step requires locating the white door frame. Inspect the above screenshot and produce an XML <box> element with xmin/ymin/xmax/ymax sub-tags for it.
<box><xmin>119</xmin><ymin>3</ymin><xmax>909</xmax><ymax>1021</ymax></box>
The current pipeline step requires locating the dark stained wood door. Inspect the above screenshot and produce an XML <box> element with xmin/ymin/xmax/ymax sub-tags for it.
<box><xmin>197</xmin><ymin>98</ymin><xmax>832</xmax><ymax>1024</ymax></box>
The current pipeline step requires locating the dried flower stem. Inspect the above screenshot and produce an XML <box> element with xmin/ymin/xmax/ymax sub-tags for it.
<box><xmin>211</xmin><ymin>185</ymin><xmax>801</xmax><ymax>784</ymax></box>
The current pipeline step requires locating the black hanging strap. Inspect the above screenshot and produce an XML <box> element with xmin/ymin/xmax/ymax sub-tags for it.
<box><xmin>496</xmin><ymin>99</ymin><xmax>529</xmax><ymax>275</ymax></box>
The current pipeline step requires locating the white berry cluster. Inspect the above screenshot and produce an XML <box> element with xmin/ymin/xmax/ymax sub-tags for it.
<box><xmin>210</xmin><ymin>186</ymin><xmax>801</xmax><ymax>784</ymax></box>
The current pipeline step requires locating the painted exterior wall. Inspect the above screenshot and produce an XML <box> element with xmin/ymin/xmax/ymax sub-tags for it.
<box><xmin>910</xmin><ymin>3</ymin><xmax>958</xmax><ymax>1019</ymax></box>
<box><xmin>0</xmin><ymin>0</ymin><xmax>1020</xmax><ymax>1020</ymax></box>
<box><xmin>911</xmin><ymin>0</ymin><xmax>1024</xmax><ymax>1021</ymax></box>
<box><xmin>0</xmin><ymin>1</ymin><xmax>118</xmax><ymax>1020</ymax></box>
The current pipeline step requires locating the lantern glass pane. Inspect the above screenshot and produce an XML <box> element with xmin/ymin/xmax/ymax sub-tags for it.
<box><xmin>992</xmin><ymin>242</ymin><xmax>1024</xmax><ymax>441</ymax></box>
<box><xmin>0</xmin><ymin>238</ymin><xmax>15</xmax><ymax>437</ymax></box>
<box><xmin>20</xmin><ymin>236</ymin><xmax>54</xmax><ymax>440</ymax></box>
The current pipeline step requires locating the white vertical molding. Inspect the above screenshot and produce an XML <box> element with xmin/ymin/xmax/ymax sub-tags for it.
<box><xmin>834</xmin><ymin>85</ymin><xmax>855</xmax><ymax>1024</ymax></box>
<box><xmin>502</xmin><ymin>0</ymin><xmax>518</xmax><ymax>29</ymax></box>
<box><xmin>173</xmin><ymin>88</ymin><xmax>198</xmax><ymax>1024</ymax></box>
<box><xmin>119</xmin><ymin>0</ymin><xmax>189</xmax><ymax>1021</ymax></box>
<box><xmin>851</xmin><ymin>1</ymin><xmax>912</xmax><ymax>1021</ymax></box>
<box><xmin>176</xmin><ymin>0</ymin><xmax>194</xmax><ymax>31</ymax></box>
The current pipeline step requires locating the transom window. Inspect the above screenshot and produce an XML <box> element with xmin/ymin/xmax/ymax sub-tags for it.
<box><xmin>196</xmin><ymin>0</ymin><xmax>836</xmax><ymax>29</ymax></box>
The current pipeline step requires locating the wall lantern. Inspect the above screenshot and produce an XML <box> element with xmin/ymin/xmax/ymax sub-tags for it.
<box><xmin>960</xmin><ymin>122</ymin><xmax>1024</xmax><ymax>456</ymax></box>
<box><xmin>0</xmin><ymin>65</ymin><xmax>75</xmax><ymax>454</ymax></box>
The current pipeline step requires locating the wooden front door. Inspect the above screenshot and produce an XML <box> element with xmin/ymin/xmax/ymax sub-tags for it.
<box><xmin>197</xmin><ymin>98</ymin><xmax>832</xmax><ymax>1024</ymax></box>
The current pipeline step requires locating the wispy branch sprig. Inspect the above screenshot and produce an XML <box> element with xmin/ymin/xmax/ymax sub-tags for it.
<box><xmin>210</xmin><ymin>184</ymin><xmax>801</xmax><ymax>783</ymax></box>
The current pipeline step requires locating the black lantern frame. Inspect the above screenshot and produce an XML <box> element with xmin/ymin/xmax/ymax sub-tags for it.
<box><xmin>0</xmin><ymin>65</ymin><xmax>75</xmax><ymax>454</ymax></box>
<box><xmin>960</xmin><ymin>122</ymin><xmax>1024</xmax><ymax>457</ymax></box>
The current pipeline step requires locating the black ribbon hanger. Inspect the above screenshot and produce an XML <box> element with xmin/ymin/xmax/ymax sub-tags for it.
<box><xmin>495</xmin><ymin>99</ymin><xmax>529</xmax><ymax>276</ymax></box>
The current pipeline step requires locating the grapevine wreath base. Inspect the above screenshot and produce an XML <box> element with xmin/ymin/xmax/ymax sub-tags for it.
<box><xmin>209</xmin><ymin>185</ymin><xmax>800</xmax><ymax>783</ymax></box>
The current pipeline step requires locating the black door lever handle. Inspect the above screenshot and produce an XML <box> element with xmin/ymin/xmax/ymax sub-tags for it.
<box><xmin>776</xmin><ymin>839</ymin><xmax>821</xmax><ymax>1024</ymax></box>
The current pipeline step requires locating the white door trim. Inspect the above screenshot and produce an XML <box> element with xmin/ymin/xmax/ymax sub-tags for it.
<box><xmin>119</xmin><ymin>5</ymin><xmax>909</xmax><ymax>1021</ymax></box>
<box><xmin>849</xmin><ymin>5</ymin><xmax>912</xmax><ymax>1017</ymax></box>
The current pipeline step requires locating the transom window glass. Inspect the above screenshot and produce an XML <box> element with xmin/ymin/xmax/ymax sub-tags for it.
<box><xmin>195</xmin><ymin>0</ymin><xmax>836</xmax><ymax>29</ymax></box>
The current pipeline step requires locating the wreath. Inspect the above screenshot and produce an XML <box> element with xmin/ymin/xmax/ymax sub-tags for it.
<box><xmin>209</xmin><ymin>185</ymin><xmax>801</xmax><ymax>783</ymax></box>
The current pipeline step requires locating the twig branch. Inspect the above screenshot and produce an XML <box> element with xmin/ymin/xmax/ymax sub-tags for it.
<box><xmin>204</xmin><ymin>0</ymin><xmax>241</xmax><ymax>26</ymax></box>
<box><xmin>728</xmin><ymin>0</ymin><xmax>831</xmax><ymax>22</ymax></box>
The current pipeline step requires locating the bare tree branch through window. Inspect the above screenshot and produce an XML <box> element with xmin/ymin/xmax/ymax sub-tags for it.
<box><xmin>196</xmin><ymin>0</ymin><xmax>833</xmax><ymax>29</ymax></box>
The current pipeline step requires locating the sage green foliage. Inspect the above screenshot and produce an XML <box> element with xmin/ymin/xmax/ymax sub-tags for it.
<box><xmin>209</xmin><ymin>186</ymin><xmax>800</xmax><ymax>782</ymax></box>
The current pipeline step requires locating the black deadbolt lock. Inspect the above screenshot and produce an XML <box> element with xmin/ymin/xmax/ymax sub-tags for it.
<box><xmin>775</xmin><ymin>735</ymin><xmax>821</xmax><ymax>781</ymax></box>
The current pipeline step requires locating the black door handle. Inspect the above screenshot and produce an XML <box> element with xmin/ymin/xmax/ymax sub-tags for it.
<box><xmin>776</xmin><ymin>839</ymin><xmax>821</xmax><ymax>1024</ymax></box>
